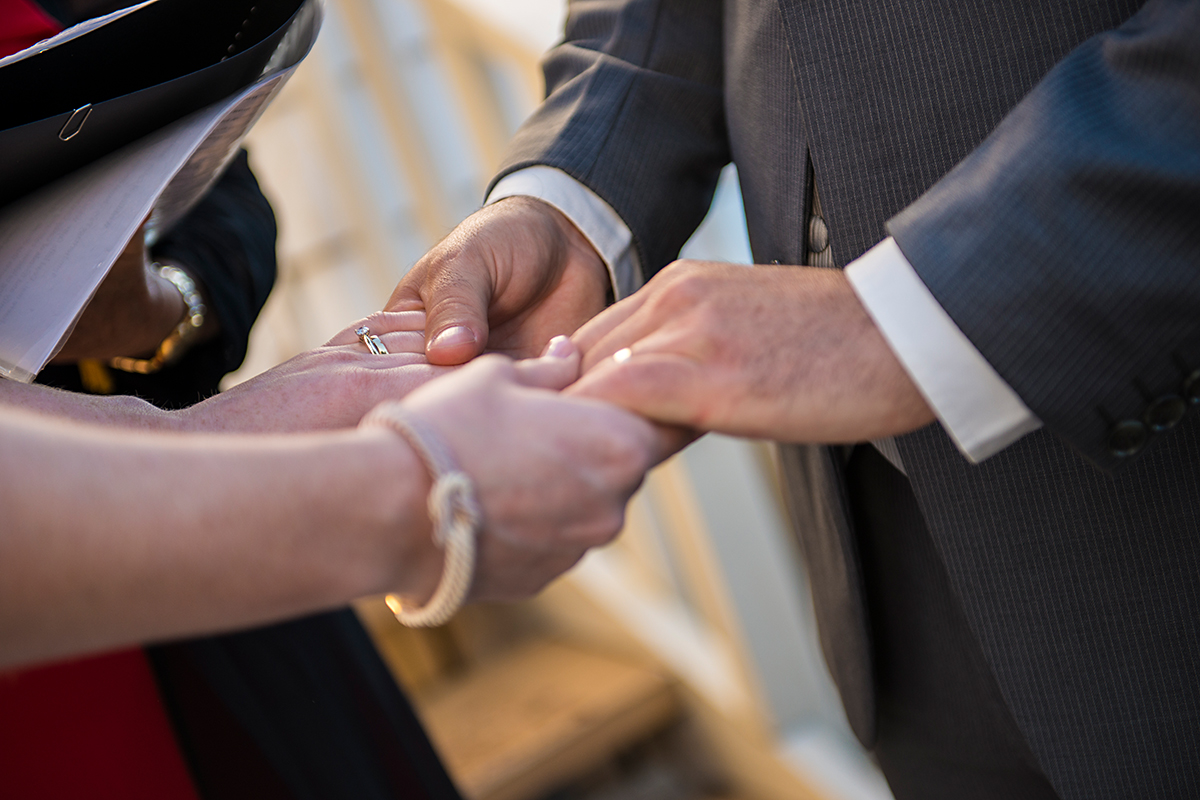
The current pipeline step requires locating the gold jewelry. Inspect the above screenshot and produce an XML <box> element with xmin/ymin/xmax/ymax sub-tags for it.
<box><xmin>356</xmin><ymin>325</ymin><xmax>389</xmax><ymax>355</ymax></box>
<box><xmin>360</xmin><ymin>402</ymin><xmax>480</xmax><ymax>627</ymax></box>
<box><xmin>109</xmin><ymin>264</ymin><xmax>206</xmax><ymax>374</ymax></box>
<box><xmin>77</xmin><ymin>359</ymin><xmax>115</xmax><ymax>394</ymax></box>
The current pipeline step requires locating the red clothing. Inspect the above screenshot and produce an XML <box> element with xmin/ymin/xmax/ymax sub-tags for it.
<box><xmin>0</xmin><ymin>0</ymin><xmax>60</xmax><ymax>57</ymax></box>
<box><xmin>0</xmin><ymin>650</ymin><xmax>201</xmax><ymax>799</ymax></box>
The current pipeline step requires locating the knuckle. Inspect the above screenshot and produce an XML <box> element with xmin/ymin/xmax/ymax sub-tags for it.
<box><xmin>656</xmin><ymin>268</ymin><xmax>712</xmax><ymax>311</ymax></box>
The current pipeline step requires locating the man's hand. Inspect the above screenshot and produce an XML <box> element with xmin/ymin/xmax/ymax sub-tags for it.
<box><xmin>52</xmin><ymin>224</ymin><xmax>214</xmax><ymax>363</ymax></box>
<box><xmin>399</xmin><ymin>337</ymin><xmax>681</xmax><ymax>601</ymax></box>
<box><xmin>387</xmin><ymin>196</ymin><xmax>611</xmax><ymax>365</ymax></box>
<box><xmin>177</xmin><ymin>311</ymin><xmax>450</xmax><ymax>433</ymax></box>
<box><xmin>570</xmin><ymin>261</ymin><xmax>935</xmax><ymax>443</ymax></box>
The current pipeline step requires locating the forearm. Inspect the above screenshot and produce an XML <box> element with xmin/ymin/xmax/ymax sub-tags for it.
<box><xmin>0</xmin><ymin>377</ymin><xmax>179</xmax><ymax>430</ymax></box>
<box><xmin>0</xmin><ymin>410</ymin><xmax>436</xmax><ymax>668</ymax></box>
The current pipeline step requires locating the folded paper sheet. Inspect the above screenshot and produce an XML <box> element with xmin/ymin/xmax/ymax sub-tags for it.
<box><xmin>0</xmin><ymin>0</ymin><xmax>321</xmax><ymax>382</ymax></box>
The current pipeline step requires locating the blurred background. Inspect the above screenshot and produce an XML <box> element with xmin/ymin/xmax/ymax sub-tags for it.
<box><xmin>234</xmin><ymin>1</ymin><xmax>893</xmax><ymax>798</ymax></box>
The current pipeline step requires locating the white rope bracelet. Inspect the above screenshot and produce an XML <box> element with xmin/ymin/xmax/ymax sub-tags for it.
<box><xmin>360</xmin><ymin>401</ymin><xmax>481</xmax><ymax>627</ymax></box>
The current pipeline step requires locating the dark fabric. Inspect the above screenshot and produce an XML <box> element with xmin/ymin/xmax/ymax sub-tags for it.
<box><xmin>494</xmin><ymin>0</ymin><xmax>730</xmax><ymax>274</ymax></box>
<box><xmin>149</xmin><ymin>644</ymin><xmax>299</xmax><ymax>800</ymax></box>
<box><xmin>846</xmin><ymin>445</ymin><xmax>1061</xmax><ymax>800</ymax></box>
<box><xmin>27</xmin><ymin>0</ymin><xmax>70</xmax><ymax>26</ymax></box>
<box><xmin>899</xmin><ymin>418</ymin><xmax>1200</xmax><ymax>800</ymax></box>
<box><xmin>497</xmin><ymin>1</ymin><xmax>1200</xmax><ymax>797</ymax></box>
<box><xmin>149</xmin><ymin>610</ymin><xmax>463</xmax><ymax>800</ymax></box>
<box><xmin>37</xmin><ymin>150</ymin><xmax>277</xmax><ymax>408</ymax></box>
<box><xmin>776</xmin><ymin>442</ymin><xmax>875</xmax><ymax>745</ymax></box>
<box><xmin>889</xmin><ymin>0</ymin><xmax>1200</xmax><ymax>469</ymax></box>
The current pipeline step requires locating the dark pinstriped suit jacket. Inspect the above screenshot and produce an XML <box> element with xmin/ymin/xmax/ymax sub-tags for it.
<box><xmin>491</xmin><ymin>1</ymin><xmax>1200</xmax><ymax>797</ymax></box>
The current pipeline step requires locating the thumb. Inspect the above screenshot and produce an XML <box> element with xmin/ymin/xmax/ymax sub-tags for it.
<box><xmin>420</xmin><ymin>267</ymin><xmax>493</xmax><ymax>366</ymax></box>
<box><xmin>512</xmin><ymin>336</ymin><xmax>581</xmax><ymax>390</ymax></box>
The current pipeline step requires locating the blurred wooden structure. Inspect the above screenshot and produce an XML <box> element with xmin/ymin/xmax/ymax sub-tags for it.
<box><xmin>235</xmin><ymin>1</ymin><xmax>892</xmax><ymax>799</ymax></box>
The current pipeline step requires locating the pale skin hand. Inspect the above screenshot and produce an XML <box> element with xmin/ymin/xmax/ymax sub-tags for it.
<box><xmin>0</xmin><ymin>410</ymin><xmax>434</xmax><ymax>669</ymax></box>
<box><xmin>569</xmin><ymin>260</ymin><xmax>935</xmax><ymax>443</ymax></box>
<box><xmin>399</xmin><ymin>337</ymin><xmax>684</xmax><ymax>602</ymax></box>
<box><xmin>177</xmin><ymin>311</ymin><xmax>451</xmax><ymax>434</ymax></box>
<box><xmin>0</xmin><ymin>342</ymin><xmax>674</xmax><ymax>667</ymax></box>
<box><xmin>1</xmin><ymin>311</ymin><xmax>450</xmax><ymax>434</ymax></box>
<box><xmin>387</xmin><ymin>196</ymin><xmax>611</xmax><ymax>365</ymax></box>
<box><xmin>51</xmin><ymin>223</ymin><xmax>219</xmax><ymax>363</ymax></box>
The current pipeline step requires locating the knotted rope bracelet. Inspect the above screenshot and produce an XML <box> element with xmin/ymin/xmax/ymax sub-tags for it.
<box><xmin>360</xmin><ymin>402</ymin><xmax>481</xmax><ymax>627</ymax></box>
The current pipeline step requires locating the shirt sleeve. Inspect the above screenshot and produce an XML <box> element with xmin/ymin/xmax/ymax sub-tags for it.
<box><xmin>487</xmin><ymin>166</ymin><xmax>643</xmax><ymax>301</ymax></box>
<box><xmin>846</xmin><ymin>237</ymin><xmax>1042</xmax><ymax>462</ymax></box>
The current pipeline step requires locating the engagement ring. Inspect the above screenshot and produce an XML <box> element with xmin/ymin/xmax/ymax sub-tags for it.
<box><xmin>356</xmin><ymin>326</ymin><xmax>389</xmax><ymax>355</ymax></box>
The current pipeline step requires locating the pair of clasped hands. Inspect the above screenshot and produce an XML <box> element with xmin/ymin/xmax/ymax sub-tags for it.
<box><xmin>218</xmin><ymin>196</ymin><xmax>929</xmax><ymax>605</ymax></box>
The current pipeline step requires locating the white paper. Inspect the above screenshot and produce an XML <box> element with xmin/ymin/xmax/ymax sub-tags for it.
<box><xmin>0</xmin><ymin>1</ymin><xmax>157</xmax><ymax>69</ymax></box>
<box><xmin>0</xmin><ymin>0</ymin><xmax>321</xmax><ymax>382</ymax></box>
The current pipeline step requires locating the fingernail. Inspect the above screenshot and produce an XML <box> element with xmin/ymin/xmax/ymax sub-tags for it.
<box><xmin>544</xmin><ymin>335</ymin><xmax>573</xmax><ymax>358</ymax></box>
<box><xmin>429</xmin><ymin>325</ymin><xmax>476</xmax><ymax>351</ymax></box>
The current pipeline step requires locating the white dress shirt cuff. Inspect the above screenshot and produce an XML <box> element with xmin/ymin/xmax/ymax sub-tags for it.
<box><xmin>845</xmin><ymin>238</ymin><xmax>1042</xmax><ymax>463</ymax></box>
<box><xmin>487</xmin><ymin>166</ymin><xmax>643</xmax><ymax>300</ymax></box>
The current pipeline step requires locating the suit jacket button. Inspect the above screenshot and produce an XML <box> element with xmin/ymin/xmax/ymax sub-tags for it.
<box><xmin>1145</xmin><ymin>394</ymin><xmax>1187</xmax><ymax>431</ymax></box>
<box><xmin>808</xmin><ymin>215</ymin><xmax>829</xmax><ymax>253</ymax></box>
<box><xmin>1185</xmin><ymin>369</ymin><xmax>1200</xmax><ymax>404</ymax></box>
<box><xmin>1108</xmin><ymin>420</ymin><xmax>1149</xmax><ymax>457</ymax></box>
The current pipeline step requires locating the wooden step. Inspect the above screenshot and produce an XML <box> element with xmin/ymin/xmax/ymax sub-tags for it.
<box><xmin>413</xmin><ymin>640</ymin><xmax>679</xmax><ymax>800</ymax></box>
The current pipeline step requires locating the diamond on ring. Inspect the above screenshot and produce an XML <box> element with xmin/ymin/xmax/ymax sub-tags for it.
<box><xmin>356</xmin><ymin>325</ymin><xmax>389</xmax><ymax>355</ymax></box>
<box><xmin>613</xmin><ymin>347</ymin><xmax>633</xmax><ymax>364</ymax></box>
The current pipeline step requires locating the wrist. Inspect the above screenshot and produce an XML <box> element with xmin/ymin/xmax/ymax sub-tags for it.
<box><xmin>787</xmin><ymin>268</ymin><xmax>935</xmax><ymax>440</ymax></box>
<box><xmin>360</xmin><ymin>403</ymin><xmax>481</xmax><ymax>626</ymax></box>
<box><xmin>356</xmin><ymin>427</ymin><xmax>443</xmax><ymax>599</ymax></box>
<box><xmin>104</xmin><ymin>259</ymin><xmax>185</xmax><ymax>358</ymax></box>
<box><xmin>109</xmin><ymin>264</ymin><xmax>211</xmax><ymax>374</ymax></box>
<box><xmin>504</xmin><ymin>195</ymin><xmax>607</xmax><ymax>274</ymax></box>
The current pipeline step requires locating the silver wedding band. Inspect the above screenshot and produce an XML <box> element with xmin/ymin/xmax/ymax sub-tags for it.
<box><xmin>356</xmin><ymin>325</ymin><xmax>389</xmax><ymax>355</ymax></box>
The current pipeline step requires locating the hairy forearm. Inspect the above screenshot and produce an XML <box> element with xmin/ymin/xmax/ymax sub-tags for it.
<box><xmin>0</xmin><ymin>378</ymin><xmax>180</xmax><ymax>430</ymax></box>
<box><xmin>0</xmin><ymin>409</ymin><xmax>437</xmax><ymax>669</ymax></box>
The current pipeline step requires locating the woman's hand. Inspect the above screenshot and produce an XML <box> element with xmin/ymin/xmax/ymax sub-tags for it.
<box><xmin>177</xmin><ymin>311</ymin><xmax>452</xmax><ymax>433</ymax></box>
<box><xmin>398</xmin><ymin>337</ymin><xmax>682</xmax><ymax>601</ymax></box>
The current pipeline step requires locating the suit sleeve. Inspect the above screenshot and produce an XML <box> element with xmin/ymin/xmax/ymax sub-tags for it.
<box><xmin>490</xmin><ymin>0</ymin><xmax>730</xmax><ymax>278</ymax></box>
<box><xmin>887</xmin><ymin>0</ymin><xmax>1200</xmax><ymax>470</ymax></box>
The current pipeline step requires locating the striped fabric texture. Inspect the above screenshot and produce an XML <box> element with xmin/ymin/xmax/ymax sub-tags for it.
<box><xmin>493</xmin><ymin>1</ymin><xmax>1200</xmax><ymax>797</ymax></box>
